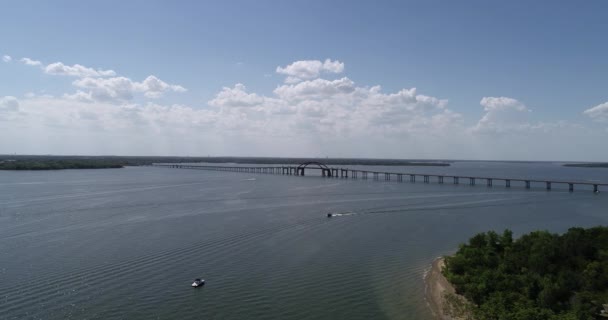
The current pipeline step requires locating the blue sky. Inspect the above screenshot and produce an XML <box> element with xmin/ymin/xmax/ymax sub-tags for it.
<box><xmin>1</xmin><ymin>0</ymin><xmax>608</xmax><ymax>160</ymax></box>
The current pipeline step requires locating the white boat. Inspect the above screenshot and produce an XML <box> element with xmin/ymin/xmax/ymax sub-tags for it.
<box><xmin>191</xmin><ymin>278</ymin><xmax>205</xmax><ymax>287</ymax></box>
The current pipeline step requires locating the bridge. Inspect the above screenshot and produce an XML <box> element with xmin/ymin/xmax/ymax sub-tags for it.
<box><xmin>153</xmin><ymin>163</ymin><xmax>606</xmax><ymax>193</ymax></box>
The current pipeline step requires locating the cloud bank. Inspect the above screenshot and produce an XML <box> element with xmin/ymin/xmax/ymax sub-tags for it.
<box><xmin>18</xmin><ymin>57</ymin><xmax>186</xmax><ymax>102</ymax></box>
<box><xmin>1</xmin><ymin>58</ymin><xmax>606</xmax><ymax>160</ymax></box>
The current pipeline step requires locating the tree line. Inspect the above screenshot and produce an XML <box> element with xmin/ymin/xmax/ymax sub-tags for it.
<box><xmin>443</xmin><ymin>227</ymin><xmax>608</xmax><ymax>319</ymax></box>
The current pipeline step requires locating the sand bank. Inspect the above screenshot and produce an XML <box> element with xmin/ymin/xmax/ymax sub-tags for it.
<box><xmin>425</xmin><ymin>257</ymin><xmax>469</xmax><ymax>320</ymax></box>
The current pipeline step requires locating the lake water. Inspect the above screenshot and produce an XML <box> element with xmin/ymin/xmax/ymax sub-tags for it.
<box><xmin>1</xmin><ymin>162</ymin><xmax>607</xmax><ymax>319</ymax></box>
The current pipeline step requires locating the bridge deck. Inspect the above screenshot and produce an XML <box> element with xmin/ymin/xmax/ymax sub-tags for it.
<box><xmin>153</xmin><ymin>164</ymin><xmax>607</xmax><ymax>192</ymax></box>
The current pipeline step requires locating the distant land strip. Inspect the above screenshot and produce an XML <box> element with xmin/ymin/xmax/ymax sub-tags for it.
<box><xmin>564</xmin><ymin>163</ymin><xmax>608</xmax><ymax>168</ymax></box>
<box><xmin>0</xmin><ymin>155</ymin><xmax>450</xmax><ymax>170</ymax></box>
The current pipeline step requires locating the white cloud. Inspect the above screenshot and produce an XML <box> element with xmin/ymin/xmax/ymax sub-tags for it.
<box><xmin>208</xmin><ymin>75</ymin><xmax>452</xmax><ymax>139</ymax></box>
<box><xmin>138</xmin><ymin>75</ymin><xmax>187</xmax><ymax>98</ymax></box>
<box><xmin>3</xmin><ymin>57</ymin><xmax>606</xmax><ymax>160</ymax></box>
<box><xmin>0</xmin><ymin>96</ymin><xmax>19</xmax><ymax>112</ymax></box>
<box><xmin>44</xmin><ymin>62</ymin><xmax>116</xmax><ymax>77</ymax></box>
<box><xmin>274</xmin><ymin>77</ymin><xmax>356</xmax><ymax>101</ymax></box>
<box><xmin>472</xmin><ymin>97</ymin><xmax>532</xmax><ymax>134</ymax></box>
<box><xmin>208</xmin><ymin>84</ymin><xmax>265</xmax><ymax>108</ymax></box>
<box><xmin>2</xmin><ymin>55</ymin><xmax>11</xmax><ymax>62</ymax></box>
<box><xmin>72</xmin><ymin>77</ymin><xmax>136</xmax><ymax>102</ymax></box>
<box><xmin>3</xmin><ymin>73</ymin><xmax>455</xmax><ymax>156</ymax></box>
<box><xmin>14</xmin><ymin>56</ymin><xmax>186</xmax><ymax>101</ymax></box>
<box><xmin>71</xmin><ymin>75</ymin><xmax>186</xmax><ymax>102</ymax></box>
<box><xmin>20</xmin><ymin>57</ymin><xmax>42</xmax><ymax>66</ymax></box>
<box><xmin>583</xmin><ymin>102</ymin><xmax>608</xmax><ymax>122</ymax></box>
<box><xmin>276</xmin><ymin>59</ymin><xmax>344</xmax><ymax>83</ymax></box>
<box><xmin>480</xmin><ymin>96</ymin><xmax>528</xmax><ymax>112</ymax></box>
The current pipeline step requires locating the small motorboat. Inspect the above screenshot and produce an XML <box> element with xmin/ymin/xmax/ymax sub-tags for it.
<box><xmin>191</xmin><ymin>278</ymin><xmax>205</xmax><ymax>287</ymax></box>
<box><xmin>327</xmin><ymin>213</ymin><xmax>333</xmax><ymax>218</ymax></box>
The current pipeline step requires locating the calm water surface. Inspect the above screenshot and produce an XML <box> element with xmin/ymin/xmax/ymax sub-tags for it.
<box><xmin>1</xmin><ymin>162</ymin><xmax>607</xmax><ymax>319</ymax></box>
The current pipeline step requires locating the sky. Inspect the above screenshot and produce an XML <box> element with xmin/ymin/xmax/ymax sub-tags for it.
<box><xmin>1</xmin><ymin>0</ymin><xmax>607</xmax><ymax>161</ymax></box>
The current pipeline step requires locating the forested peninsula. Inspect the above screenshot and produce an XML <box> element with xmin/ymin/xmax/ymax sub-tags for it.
<box><xmin>439</xmin><ymin>227</ymin><xmax>608</xmax><ymax>319</ymax></box>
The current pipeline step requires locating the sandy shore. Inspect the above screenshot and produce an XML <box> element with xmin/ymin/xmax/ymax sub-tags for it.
<box><xmin>425</xmin><ymin>257</ymin><xmax>460</xmax><ymax>320</ymax></box>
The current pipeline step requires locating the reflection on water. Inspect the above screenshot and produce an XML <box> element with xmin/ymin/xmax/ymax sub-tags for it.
<box><xmin>1</xmin><ymin>162</ymin><xmax>607</xmax><ymax>319</ymax></box>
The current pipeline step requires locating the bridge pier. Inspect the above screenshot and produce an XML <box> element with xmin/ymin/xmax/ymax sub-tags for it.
<box><xmin>410</xmin><ymin>175</ymin><xmax>415</xmax><ymax>182</ymax></box>
<box><xmin>569</xmin><ymin>183</ymin><xmax>574</xmax><ymax>192</ymax></box>
<box><xmin>352</xmin><ymin>171</ymin><xmax>358</xmax><ymax>179</ymax></box>
<box><xmin>594</xmin><ymin>184</ymin><xmax>599</xmax><ymax>193</ymax></box>
<box><xmin>546</xmin><ymin>182</ymin><xmax>551</xmax><ymax>190</ymax></box>
<box><xmin>340</xmin><ymin>169</ymin><xmax>349</xmax><ymax>178</ymax></box>
<box><xmin>453</xmin><ymin>177</ymin><xmax>459</xmax><ymax>184</ymax></box>
<box><xmin>424</xmin><ymin>175</ymin><xmax>429</xmax><ymax>183</ymax></box>
<box><xmin>525</xmin><ymin>181</ymin><xmax>530</xmax><ymax>189</ymax></box>
<box><xmin>487</xmin><ymin>179</ymin><xmax>492</xmax><ymax>187</ymax></box>
<box><xmin>439</xmin><ymin>176</ymin><xmax>444</xmax><ymax>184</ymax></box>
<box><xmin>506</xmin><ymin>180</ymin><xmax>511</xmax><ymax>188</ymax></box>
<box><xmin>398</xmin><ymin>174</ymin><xmax>403</xmax><ymax>182</ymax></box>
<box><xmin>469</xmin><ymin>178</ymin><xmax>475</xmax><ymax>185</ymax></box>
<box><xmin>385</xmin><ymin>173</ymin><xmax>390</xmax><ymax>181</ymax></box>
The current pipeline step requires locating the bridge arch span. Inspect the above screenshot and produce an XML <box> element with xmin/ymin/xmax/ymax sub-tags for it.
<box><xmin>296</xmin><ymin>162</ymin><xmax>332</xmax><ymax>177</ymax></box>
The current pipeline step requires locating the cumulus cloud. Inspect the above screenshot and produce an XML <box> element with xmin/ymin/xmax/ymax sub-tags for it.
<box><xmin>4</xmin><ymin>57</ymin><xmax>604</xmax><ymax>160</ymax></box>
<box><xmin>44</xmin><ymin>62</ymin><xmax>116</xmax><ymax>77</ymax></box>
<box><xmin>20</xmin><ymin>57</ymin><xmax>42</xmax><ymax>66</ymax></box>
<box><xmin>276</xmin><ymin>59</ymin><xmax>344</xmax><ymax>83</ymax></box>
<box><xmin>208</xmin><ymin>74</ymin><xmax>452</xmax><ymax>138</ymax></box>
<box><xmin>274</xmin><ymin>77</ymin><xmax>356</xmax><ymax>101</ymax></box>
<box><xmin>0</xmin><ymin>96</ymin><xmax>19</xmax><ymax>112</ymax></box>
<box><xmin>5</xmin><ymin>72</ymin><xmax>455</xmax><ymax>155</ymax></box>
<box><xmin>2</xmin><ymin>55</ymin><xmax>11</xmax><ymax>62</ymax></box>
<box><xmin>472</xmin><ymin>97</ymin><xmax>532</xmax><ymax>134</ymax></box>
<box><xmin>480</xmin><ymin>97</ymin><xmax>528</xmax><ymax>112</ymax></box>
<box><xmin>13</xmin><ymin>56</ymin><xmax>186</xmax><ymax>102</ymax></box>
<box><xmin>70</xmin><ymin>75</ymin><xmax>186</xmax><ymax>102</ymax></box>
<box><xmin>583</xmin><ymin>102</ymin><xmax>608</xmax><ymax>122</ymax></box>
<box><xmin>208</xmin><ymin>84</ymin><xmax>265</xmax><ymax>108</ymax></box>
<box><xmin>138</xmin><ymin>75</ymin><xmax>187</xmax><ymax>98</ymax></box>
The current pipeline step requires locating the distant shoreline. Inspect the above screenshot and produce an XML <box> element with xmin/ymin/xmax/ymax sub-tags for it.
<box><xmin>564</xmin><ymin>163</ymin><xmax>608</xmax><ymax>168</ymax></box>
<box><xmin>0</xmin><ymin>159</ymin><xmax>125</xmax><ymax>170</ymax></box>
<box><xmin>0</xmin><ymin>155</ymin><xmax>450</xmax><ymax>170</ymax></box>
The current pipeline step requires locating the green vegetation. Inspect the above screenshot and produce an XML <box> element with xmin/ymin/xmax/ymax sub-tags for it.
<box><xmin>443</xmin><ymin>227</ymin><xmax>608</xmax><ymax>320</ymax></box>
<box><xmin>564</xmin><ymin>163</ymin><xmax>608</xmax><ymax>168</ymax></box>
<box><xmin>0</xmin><ymin>159</ymin><xmax>124</xmax><ymax>170</ymax></box>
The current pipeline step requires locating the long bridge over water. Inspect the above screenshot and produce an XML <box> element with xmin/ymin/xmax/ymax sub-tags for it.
<box><xmin>153</xmin><ymin>162</ymin><xmax>606</xmax><ymax>193</ymax></box>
